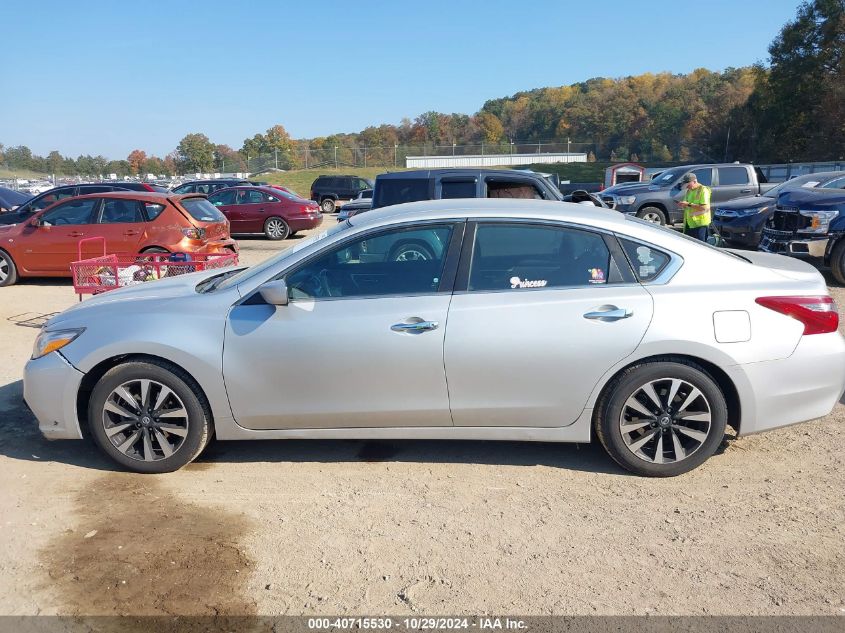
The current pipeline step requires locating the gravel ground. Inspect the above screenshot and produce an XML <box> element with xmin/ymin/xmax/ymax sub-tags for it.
<box><xmin>0</xmin><ymin>218</ymin><xmax>843</xmax><ymax>617</ymax></box>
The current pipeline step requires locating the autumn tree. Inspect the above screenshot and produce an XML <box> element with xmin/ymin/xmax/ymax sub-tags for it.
<box><xmin>127</xmin><ymin>149</ymin><xmax>147</xmax><ymax>175</ymax></box>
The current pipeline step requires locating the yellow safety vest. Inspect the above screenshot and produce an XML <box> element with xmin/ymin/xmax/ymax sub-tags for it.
<box><xmin>684</xmin><ymin>185</ymin><xmax>711</xmax><ymax>228</ymax></box>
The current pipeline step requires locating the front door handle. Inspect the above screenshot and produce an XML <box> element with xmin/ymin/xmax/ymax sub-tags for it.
<box><xmin>740</xmin><ymin>189</ymin><xmax>752</xmax><ymax>193</ymax></box>
<box><xmin>391</xmin><ymin>319</ymin><xmax>439</xmax><ymax>333</ymax></box>
<box><xmin>123</xmin><ymin>230</ymin><xmax>140</xmax><ymax>236</ymax></box>
<box><xmin>68</xmin><ymin>231</ymin><xmax>85</xmax><ymax>238</ymax></box>
<box><xmin>583</xmin><ymin>306</ymin><xmax>633</xmax><ymax>322</ymax></box>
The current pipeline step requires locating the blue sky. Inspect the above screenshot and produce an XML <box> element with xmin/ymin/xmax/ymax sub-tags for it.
<box><xmin>3</xmin><ymin>0</ymin><xmax>802</xmax><ymax>159</ymax></box>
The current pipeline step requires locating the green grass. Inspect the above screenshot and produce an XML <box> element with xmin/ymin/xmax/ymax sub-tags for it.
<box><xmin>254</xmin><ymin>167</ymin><xmax>404</xmax><ymax>198</ymax></box>
<box><xmin>0</xmin><ymin>167</ymin><xmax>50</xmax><ymax>180</ymax></box>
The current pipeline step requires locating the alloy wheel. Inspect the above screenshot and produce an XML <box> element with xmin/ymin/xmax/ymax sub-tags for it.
<box><xmin>0</xmin><ymin>258</ymin><xmax>8</xmax><ymax>282</ymax></box>
<box><xmin>619</xmin><ymin>377</ymin><xmax>712</xmax><ymax>464</ymax></box>
<box><xmin>266</xmin><ymin>218</ymin><xmax>287</xmax><ymax>239</ymax></box>
<box><xmin>101</xmin><ymin>379</ymin><xmax>189</xmax><ymax>462</ymax></box>
<box><xmin>641</xmin><ymin>211</ymin><xmax>663</xmax><ymax>224</ymax></box>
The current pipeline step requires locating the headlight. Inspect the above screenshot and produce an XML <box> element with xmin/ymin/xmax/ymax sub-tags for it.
<box><xmin>618</xmin><ymin>195</ymin><xmax>636</xmax><ymax>205</ymax></box>
<box><xmin>32</xmin><ymin>328</ymin><xmax>85</xmax><ymax>360</ymax></box>
<box><xmin>756</xmin><ymin>205</ymin><xmax>770</xmax><ymax>214</ymax></box>
<box><xmin>798</xmin><ymin>209</ymin><xmax>839</xmax><ymax>234</ymax></box>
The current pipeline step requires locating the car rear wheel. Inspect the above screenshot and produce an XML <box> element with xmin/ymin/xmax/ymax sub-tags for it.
<box><xmin>264</xmin><ymin>217</ymin><xmax>290</xmax><ymax>240</ymax></box>
<box><xmin>0</xmin><ymin>250</ymin><xmax>18</xmax><ymax>287</ymax></box>
<box><xmin>830</xmin><ymin>239</ymin><xmax>845</xmax><ymax>285</ymax></box>
<box><xmin>88</xmin><ymin>361</ymin><xmax>211</xmax><ymax>473</ymax></box>
<box><xmin>321</xmin><ymin>198</ymin><xmax>336</xmax><ymax>214</ymax></box>
<box><xmin>595</xmin><ymin>361</ymin><xmax>727</xmax><ymax>477</ymax></box>
<box><xmin>636</xmin><ymin>206</ymin><xmax>667</xmax><ymax>225</ymax></box>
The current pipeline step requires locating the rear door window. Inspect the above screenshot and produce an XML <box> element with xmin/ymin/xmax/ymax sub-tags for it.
<box><xmin>98</xmin><ymin>199</ymin><xmax>144</xmax><ymax>224</ymax></box>
<box><xmin>172</xmin><ymin>184</ymin><xmax>195</xmax><ymax>194</ymax></box>
<box><xmin>210</xmin><ymin>189</ymin><xmax>238</xmax><ymax>206</ymax></box>
<box><xmin>440</xmin><ymin>180</ymin><xmax>477</xmax><ymax>199</ymax></box>
<box><xmin>180</xmin><ymin>198</ymin><xmax>226</xmax><ymax>222</ymax></box>
<box><xmin>485</xmin><ymin>178</ymin><xmax>544</xmax><ymax>199</ymax></box>
<box><xmin>717</xmin><ymin>167</ymin><xmax>750</xmax><ymax>186</ymax></box>
<box><xmin>468</xmin><ymin>223</ymin><xmax>615</xmax><ymax>291</ymax></box>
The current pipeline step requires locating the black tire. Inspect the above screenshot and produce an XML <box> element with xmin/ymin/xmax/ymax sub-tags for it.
<box><xmin>88</xmin><ymin>360</ymin><xmax>212</xmax><ymax>473</ymax></box>
<box><xmin>388</xmin><ymin>241</ymin><xmax>434</xmax><ymax>262</ymax></box>
<box><xmin>0</xmin><ymin>250</ymin><xmax>18</xmax><ymax>287</ymax></box>
<box><xmin>263</xmin><ymin>216</ymin><xmax>290</xmax><ymax>241</ymax></box>
<box><xmin>320</xmin><ymin>197</ymin><xmax>336</xmax><ymax>214</ymax></box>
<box><xmin>636</xmin><ymin>206</ymin><xmax>667</xmax><ymax>225</ymax></box>
<box><xmin>595</xmin><ymin>360</ymin><xmax>727</xmax><ymax>477</ymax></box>
<box><xmin>830</xmin><ymin>239</ymin><xmax>845</xmax><ymax>286</ymax></box>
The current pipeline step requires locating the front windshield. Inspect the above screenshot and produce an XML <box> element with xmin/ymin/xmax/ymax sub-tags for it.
<box><xmin>766</xmin><ymin>173</ymin><xmax>834</xmax><ymax>197</ymax></box>
<box><xmin>212</xmin><ymin>221</ymin><xmax>351</xmax><ymax>291</ymax></box>
<box><xmin>651</xmin><ymin>167</ymin><xmax>687</xmax><ymax>185</ymax></box>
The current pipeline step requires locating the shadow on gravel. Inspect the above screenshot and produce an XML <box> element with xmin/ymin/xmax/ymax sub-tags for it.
<box><xmin>1</xmin><ymin>378</ymin><xmax>633</xmax><ymax>475</ymax></box>
<box><xmin>0</xmin><ymin>380</ymin><xmax>120</xmax><ymax>472</ymax></box>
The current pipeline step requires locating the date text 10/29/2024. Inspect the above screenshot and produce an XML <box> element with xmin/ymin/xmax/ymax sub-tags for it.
<box><xmin>307</xmin><ymin>617</ymin><xmax>528</xmax><ymax>630</ymax></box>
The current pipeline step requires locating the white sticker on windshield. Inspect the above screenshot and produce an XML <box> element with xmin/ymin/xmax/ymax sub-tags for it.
<box><xmin>510</xmin><ymin>276</ymin><xmax>548</xmax><ymax>289</ymax></box>
<box><xmin>801</xmin><ymin>181</ymin><xmax>820</xmax><ymax>188</ymax></box>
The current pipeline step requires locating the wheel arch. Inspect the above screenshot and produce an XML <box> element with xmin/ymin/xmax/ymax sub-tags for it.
<box><xmin>591</xmin><ymin>353</ymin><xmax>741</xmax><ymax>435</ymax></box>
<box><xmin>76</xmin><ymin>353</ymin><xmax>215</xmax><ymax>438</ymax></box>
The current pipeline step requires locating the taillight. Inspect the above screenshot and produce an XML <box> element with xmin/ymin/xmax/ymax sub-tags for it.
<box><xmin>182</xmin><ymin>227</ymin><xmax>206</xmax><ymax>240</ymax></box>
<box><xmin>755</xmin><ymin>296</ymin><xmax>839</xmax><ymax>335</ymax></box>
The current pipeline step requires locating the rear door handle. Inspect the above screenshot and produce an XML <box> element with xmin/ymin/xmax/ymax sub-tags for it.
<box><xmin>584</xmin><ymin>306</ymin><xmax>633</xmax><ymax>322</ymax></box>
<box><xmin>740</xmin><ymin>189</ymin><xmax>752</xmax><ymax>193</ymax></box>
<box><xmin>68</xmin><ymin>231</ymin><xmax>85</xmax><ymax>238</ymax></box>
<box><xmin>391</xmin><ymin>319</ymin><xmax>439</xmax><ymax>333</ymax></box>
<box><xmin>123</xmin><ymin>230</ymin><xmax>140</xmax><ymax>236</ymax></box>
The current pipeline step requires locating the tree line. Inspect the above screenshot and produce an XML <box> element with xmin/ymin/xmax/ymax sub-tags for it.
<box><xmin>1</xmin><ymin>0</ymin><xmax>840</xmax><ymax>177</ymax></box>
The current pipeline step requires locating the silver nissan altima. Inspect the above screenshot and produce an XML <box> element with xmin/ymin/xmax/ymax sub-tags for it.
<box><xmin>23</xmin><ymin>199</ymin><xmax>845</xmax><ymax>476</ymax></box>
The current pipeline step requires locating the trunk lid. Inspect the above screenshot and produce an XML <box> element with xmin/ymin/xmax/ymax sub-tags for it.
<box><xmin>727</xmin><ymin>249</ymin><xmax>827</xmax><ymax>286</ymax></box>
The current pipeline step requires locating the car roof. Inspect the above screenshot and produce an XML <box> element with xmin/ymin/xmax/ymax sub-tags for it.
<box><xmin>70</xmin><ymin>191</ymin><xmax>205</xmax><ymax>204</ymax></box>
<box><xmin>179</xmin><ymin>179</ymin><xmax>248</xmax><ymax>184</ymax></box>
<box><xmin>375</xmin><ymin>169</ymin><xmax>548</xmax><ymax>179</ymax></box>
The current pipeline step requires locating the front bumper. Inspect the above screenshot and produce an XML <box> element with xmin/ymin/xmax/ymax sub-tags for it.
<box><xmin>727</xmin><ymin>332</ymin><xmax>845</xmax><ymax>436</ymax></box>
<box><xmin>759</xmin><ymin>230</ymin><xmax>829</xmax><ymax>257</ymax></box>
<box><xmin>711</xmin><ymin>218</ymin><xmax>762</xmax><ymax>247</ymax></box>
<box><xmin>23</xmin><ymin>351</ymin><xmax>85</xmax><ymax>440</ymax></box>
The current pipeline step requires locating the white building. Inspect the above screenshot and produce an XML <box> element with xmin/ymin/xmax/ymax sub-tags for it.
<box><xmin>405</xmin><ymin>152</ymin><xmax>587</xmax><ymax>169</ymax></box>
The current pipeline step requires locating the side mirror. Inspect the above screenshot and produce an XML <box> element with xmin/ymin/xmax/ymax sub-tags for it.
<box><xmin>258</xmin><ymin>279</ymin><xmax>289</xmax><ymax>306</ymax></box>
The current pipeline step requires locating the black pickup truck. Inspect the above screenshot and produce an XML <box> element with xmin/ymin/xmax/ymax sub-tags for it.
<box><xmin>601</xmin><ymin>163</ymin><xmax>775</xmax><ymax>225</ymax></box>
<box><xmin>760</xmin><ymin>185</ymin><xmax>845</xmax><ymax>283</ymax></box>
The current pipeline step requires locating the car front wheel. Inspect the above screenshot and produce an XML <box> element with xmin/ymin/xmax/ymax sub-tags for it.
<box><xmin>0</xmin><ymin>250</ymin><xmax>18</xmax><ymax>287</ymax></box>
<box><xmin>636</xmin><ymin>206</ymin><xmax>667</xmax><ymax>225</ymax></box>
<box><xmin>88</xmin><ymin>360</ymin><xmax>211</xmax><ymax>473</ymax></box>
<box><xmin>595</xmin><ymin>361</ymin><xmax>727</xmax><ymax>477</ymax></box>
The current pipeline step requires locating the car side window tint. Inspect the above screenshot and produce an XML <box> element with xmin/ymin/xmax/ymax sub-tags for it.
<box><xmin>172</xmin><ymin>184</ymin><xmax>192</xmax><ymax>194</ymax></box>
<box><xmin>619</xmin><ymin>238</ymin><xmax>671</xmax><ymax>281</ymax></box>
<box><xmin>821</xmin><ymin>176</ymin><xmax>845</xmax><ymax>190</ymax></box>
<box><xmin>485</xmin><ymin>179</ymin><xmax>544</xmax><ymax>200</ymax></box>
<box><xmin>441</xmin><ymin>180</ymin><xmax>477</xmax><ymax>199</ymax></box>
<box><xmin>99</xmin><ymin>199</ymin><xmax>143</xmax><ymax>224</ymax></box>
<box><xmin>40</xmin><ymin>198</ymin><xmax>99</xmax><ymax>226</ymax></box>
<box><xmin>144</xmin><ymin>203</ymin><xmax>165</xmax><ymax>220</ymax></box>
<box><xmin>468</xmin><ymin>224</ymin><xmax>612</xmax><ymax>291</ymax></box>
<box><xmin>81</xmin><ymin>185</ymin><xmax>118</xmax><ymax>194</ymax></box>
<box><xmin>691</xmin><ymin>168</ymin><xmax>713</xmax><ymax>187</ymax></box>
<box><xmin>717</xmin><ymin>167</ymin><xmax>749</xmax><ymax>186</ymax></box>
<box><xmin>285</xmin><ymin>225</ymin><xmax>454</xmax><ymax>300</ymax></box>
<box><xmin>210</xmin><ymin>190</ymin><xmax>237</xmax><ymax>206</ymax></box>
<box><xmin>33</xmin><ymin>188</ymin><xmax>75</xmax><ymax>211</ymax></box>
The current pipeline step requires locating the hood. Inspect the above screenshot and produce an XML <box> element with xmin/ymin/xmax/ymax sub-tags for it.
<box><xmin>713</xmin><ymin>195</ymin><xmax>772</xmax><ymax>211</ymax></box>
<box><xmin>48</xmin><ymin>268</ymin><xmax>232</xmax><ymax>327</ymax></box>
<box><xmin>602</xmin><ymin>182</ymin><xmax>658</xmax><ymax>196</ymax></box>
<box><xmin>777</xmin><ymin>188</ymin><xmax>845</xmax><ymax>210</ymax></box>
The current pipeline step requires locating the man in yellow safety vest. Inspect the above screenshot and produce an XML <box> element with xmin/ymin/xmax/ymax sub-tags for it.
<box><xmin>677</xmin><ymin>172</ymin><xmax>711</xmax><ymax>241</ymax></box>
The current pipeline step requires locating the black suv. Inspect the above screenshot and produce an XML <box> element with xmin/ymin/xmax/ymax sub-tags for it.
<box><xmin>0</xmin><ymin>183</ymin><xmax>132</xmax><ymax>225</ymax></box>
<box><xmin>171</xmin><ymin>179</ymin><xmax>250</xmax><ymax>195</ymax></box>
<box><xmin>310</xmin><ymin>175</ymin><xmax>373</xmax><ymax>213</ymax></box>
<box><xmin>371</xmin><ymin>169</ymin><xmax>564</xmax><ymax>210</ymax></box>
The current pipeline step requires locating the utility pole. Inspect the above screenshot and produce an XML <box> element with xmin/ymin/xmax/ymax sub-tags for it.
<box><xmin>394</xmin><ymin>143</ymin><xmax>398</xmax><ymax>167</ymax></box>
<box><xmin>305</xmin><ymin>145</ymin><xmax>309</xmax><ymax>169</ymax></box>
<box><xmin>567</xmin><ymin>137</ymin><xmax>571</xmax><ymax>155</ymax></box>
<box><xmin>274</xmin><ymin>148</ymin><xmax>278</xmax><ymax>170</ymax></box>
<box><xmin>363</xmin><ymin>147</ymin><xmax>367</xmax><ymax>168</ymax></box>
<box><xmin>723</xmin><ymin>127</ymin><xmax>731</xmax><ymax>163</ymax></box>
<box><xmin>334</xmin><ymin>146</ymin><xmax>338</xmax><ymax>169</ymax></box>
<box><xmin>481</xmin><ymin>141</ymin><xmax>484</xmax><ymax>155</ymax></box>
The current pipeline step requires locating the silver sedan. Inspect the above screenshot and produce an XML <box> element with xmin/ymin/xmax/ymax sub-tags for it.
<box><xmin>23</xmin><ymin>199</ymin><xmax>845</xmax><ymax>476</ymax></box>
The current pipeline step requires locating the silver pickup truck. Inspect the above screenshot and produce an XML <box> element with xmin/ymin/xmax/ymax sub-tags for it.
<box><xmin>602</xmin><ymin>163</ymin><xmax>776</xmax><ymax>225</ymax></box>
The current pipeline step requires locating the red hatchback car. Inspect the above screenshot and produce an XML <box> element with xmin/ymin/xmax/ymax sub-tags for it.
<box><xmin>0</xmin><ymin>192</ymin><xmax>237</xmax><ymax>286</ymax></box>
<box><xmin>208</xmin><ymin>186</ymin><xmax>322</xmax><ymax>240</ymax></box>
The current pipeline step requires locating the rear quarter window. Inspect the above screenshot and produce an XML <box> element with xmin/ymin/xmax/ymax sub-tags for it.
<box><xmin>179</xmin><ymin>198</ymin><xmax>226</xmax><ymax>222</ymax></box>
<box><xmin>619</xmin><ymin>238</ymin><xmax>671</xmax><ymax>281</ymax></box>
<box><xmin>144</xmin><ymin>203</ymin><xmax>166</xmax><ymax>220</ymax></box>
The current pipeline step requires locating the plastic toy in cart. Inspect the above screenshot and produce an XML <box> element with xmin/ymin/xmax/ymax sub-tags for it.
<box><xmin>71</xmin><ymin>237</ymin><xmax>238</xmax><ymax>298</ymax></box>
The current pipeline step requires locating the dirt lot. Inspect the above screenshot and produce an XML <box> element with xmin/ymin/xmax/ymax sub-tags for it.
<box><xmin>0</xmin><ymin>219</ymin><xmax>843</xmax><ymax>617</ymax></box>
